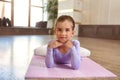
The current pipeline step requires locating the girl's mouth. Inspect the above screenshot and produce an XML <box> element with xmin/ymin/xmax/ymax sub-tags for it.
<box><xmin>60</xmin><ymin>37</ymin><xmax>67</xmax><ymax>39</ymax></box>
<box><xmin>57</xmin><ymin>39</ymin><xmax>69</xmax><ymax>44</ymax></box>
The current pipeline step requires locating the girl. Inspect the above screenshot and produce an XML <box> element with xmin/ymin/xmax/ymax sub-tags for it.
<box><xmin>45</xmin><ymin>15</ymin><xmax>81</xmax><ymax>70</ymax></box>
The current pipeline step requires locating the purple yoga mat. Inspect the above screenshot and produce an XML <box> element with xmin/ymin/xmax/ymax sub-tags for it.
<box><xmin>25</xmin><ymin>55</ymin><xmax>116</xmax><ymax>79</ymax></box>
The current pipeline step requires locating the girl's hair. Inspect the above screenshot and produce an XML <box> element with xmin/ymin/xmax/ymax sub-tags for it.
<box><xmin>55</xmin><ymin>15</ymin><xmax>75</xmax><ymax>30</ymax></box>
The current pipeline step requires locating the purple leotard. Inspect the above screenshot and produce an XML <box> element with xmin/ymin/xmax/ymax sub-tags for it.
<box><xmin>45</xmin><ymin>40</ymin><xmax>81</xmax><ymax>70</ymax></box>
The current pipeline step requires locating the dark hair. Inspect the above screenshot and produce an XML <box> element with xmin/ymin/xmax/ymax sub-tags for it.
<box><xmin>55</xmin><ymin>15</ymin><xmax>75</xmax><ymax>30</ymax></box>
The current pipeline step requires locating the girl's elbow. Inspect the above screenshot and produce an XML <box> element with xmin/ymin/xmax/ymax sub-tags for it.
<box><xmin>45</xmin><ymin>63</ymin><xmax>54</xmax><ymax>68</ymax></box>
<box><xmin>71</xmin><ymin>64</ymin><xmax>80</xmax><ymax>70</ymax></box>
<box><xmin>45</xmin><ymin>60</ymin><xmax>54</xmax><ymax>68</ymax></box>
<box><xmin>71</xmin><ymin>60</ymin><xmax>81</xmax><ymax>70</ymax></box>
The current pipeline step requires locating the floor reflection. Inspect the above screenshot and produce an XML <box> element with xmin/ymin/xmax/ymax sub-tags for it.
<box><xmin>0</xmin><ymin>35</ymin><xmax>52</xmax><ymax>80</ymax></box>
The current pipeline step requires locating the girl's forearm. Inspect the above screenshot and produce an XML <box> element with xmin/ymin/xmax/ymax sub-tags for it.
<box><xmin>71</xmin><ymin>46</ymin><xmax>81</xmax><ymax>70</ymax></box>
<box><xmin>45</xmin><ymin>48</ymin><xmax>55</xmax><ymax>68</ymax></box>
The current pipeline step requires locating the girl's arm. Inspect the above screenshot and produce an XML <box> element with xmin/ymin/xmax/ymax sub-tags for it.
<box><xmin>70</xmin><ymin>40</ymin><xmax>81</xmax><ymax>69</ymax></box>
<box><xmin>45</xmin><ymin>48</ymin><xmax>55</xmax><ymax>68</ymax></box>
<box><xmin>45</xmin><ymin>40</ymin><xmax>63</xmax><ymax>68</ymax></box>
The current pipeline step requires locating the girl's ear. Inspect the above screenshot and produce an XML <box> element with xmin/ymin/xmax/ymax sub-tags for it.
<box><xmin>72</xmin><ymin>30</ymin><xmax>75</xmax><ymax>36</ymax></box>
<box><xmin>54</xmin><ymin>30</ymin><xmax>56</xmax><ymax>35</ymax></box>
<box><xmin>53</xmin><ymin>27</ymin><xmax>56</xmax><ymax>35</ymax></box>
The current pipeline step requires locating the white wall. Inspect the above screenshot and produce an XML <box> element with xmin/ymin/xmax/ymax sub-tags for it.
<box><xmin>82</xmin><ymin>0</ymin><xmax>120</xmax><ymax>24</ymax></box>
<box><xmin>0</xmin><ymin>2</ymin><xmax>3</xmax><ymax>18</ymax></box>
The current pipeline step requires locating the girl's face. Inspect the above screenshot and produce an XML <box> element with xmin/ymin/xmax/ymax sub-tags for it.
<box><xmin>54</xmin><ymin>20</ymin><xmax>74</xmax><ymax>43</ymax></box>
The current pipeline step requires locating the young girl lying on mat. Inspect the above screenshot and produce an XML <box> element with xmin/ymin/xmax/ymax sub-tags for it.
<box><xmin>45</xmin><ymin>15</ymin><xmax>81</xmax><ymax>70</ymax></box>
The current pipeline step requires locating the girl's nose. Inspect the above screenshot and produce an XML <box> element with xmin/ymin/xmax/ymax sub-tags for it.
<box><xmin>61</xmin><ymin>31</ymin><xmax>66</xmax><ymax>35</ymax></box>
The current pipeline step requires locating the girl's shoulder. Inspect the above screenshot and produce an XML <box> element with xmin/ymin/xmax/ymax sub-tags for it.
<box><xmin>72</xmin><ymin>40</ymin><xmax>80</xmax><ymax>45</ymax></box>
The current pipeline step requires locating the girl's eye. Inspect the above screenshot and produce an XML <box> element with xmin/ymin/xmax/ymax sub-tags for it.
<box><xmin>66</xmin><ymin>28</ymin><xmax>70</xmax><ymax>31</ymax></box>
<box><xmin>57</xmin><ymin>28</ymin><xmax>62</xmax><ymax>31</ymax></box>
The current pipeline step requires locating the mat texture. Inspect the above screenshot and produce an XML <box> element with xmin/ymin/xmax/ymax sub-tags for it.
<box><xmin>25</xmin><ymin>55</ymin><xmax>116</xmax><ymax>79</ymax></box>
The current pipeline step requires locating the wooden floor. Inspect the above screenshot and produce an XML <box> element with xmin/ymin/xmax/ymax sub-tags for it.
<box><xmin>0</xmin><ymin>35</ymin><xmax>120</xmax><ymax>80</ymax></box>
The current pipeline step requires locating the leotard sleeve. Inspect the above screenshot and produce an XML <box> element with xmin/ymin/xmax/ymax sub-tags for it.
<box><xmin>45</xmin><ymin>47</ymin><xmax>55</xmax><ymax>68</ymax></box>
<box><xmin>70</xmin><ymin>40</ymin><xmax>81</xmax><ymax>69</ymax></box>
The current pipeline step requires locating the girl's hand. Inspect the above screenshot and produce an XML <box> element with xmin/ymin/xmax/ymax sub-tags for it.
<box><xmin>48</xmin><ymin>40</ymin><xmax>63</xmax><ymax>48</ymax></box>
<box><xmin>64</xmin><ymin>40</ymin><xmax>73</xmax><ymax>49</ymax></box>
